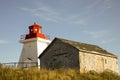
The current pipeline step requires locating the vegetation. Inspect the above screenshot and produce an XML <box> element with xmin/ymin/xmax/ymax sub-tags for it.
<box><xmin>0</xmin><ymin>65</ymin><xmax>120</xmax><ymax>80</ymax></box>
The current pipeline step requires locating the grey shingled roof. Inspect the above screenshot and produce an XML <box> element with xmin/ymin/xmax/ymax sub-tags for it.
<box><xmin>56</xmin><ymin>38</ymin><xmax>117</xmax><ymax>57</ymax></box>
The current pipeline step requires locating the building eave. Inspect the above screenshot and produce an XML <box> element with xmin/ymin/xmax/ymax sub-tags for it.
<box><xmin>19</xmin><ymin>37</ymin><xmax>51</xmax><ymax>44</ymax></box>
<box><xmin>79</xmin><ymin>49</ymin><xmax>118</xmax><ymax>59</ymax></box>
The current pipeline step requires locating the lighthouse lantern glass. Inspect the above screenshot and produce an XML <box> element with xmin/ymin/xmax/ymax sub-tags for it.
<box><xmin>39</xmin><ymin>29</ymin><xmax>42</xmax><ymax>33</ymax></box>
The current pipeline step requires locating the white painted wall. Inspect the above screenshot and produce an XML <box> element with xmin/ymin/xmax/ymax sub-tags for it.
<box><xmin>37</xmin><ymin>38</ymin><xmax>51</xmax><ymax>67</ymax></box>
<box><xmin>18</xmin><ymin>38</ymin><xmax>51</xmax><ymax>68</ymax></box>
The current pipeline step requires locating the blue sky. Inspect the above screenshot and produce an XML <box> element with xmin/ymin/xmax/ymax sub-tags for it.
<box><xmin>0</xmin><ymin>0</ymin><xmax>120</xmax><ymax>63</ymax></box>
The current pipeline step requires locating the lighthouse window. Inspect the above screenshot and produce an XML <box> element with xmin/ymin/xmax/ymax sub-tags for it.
<box><xmin>31</xmin><ymin>29</ymin><xmax>33</xmax><ymax>31</ymax></box>
<box><xmin>35</xmin><ymin>29</ymin><xmax>37</xmax><ymax>31</ymax></box>
<box><xmin>39</xmin><ymin>30</ymin><xmax>42</xmax><ymax>33</ymax></box>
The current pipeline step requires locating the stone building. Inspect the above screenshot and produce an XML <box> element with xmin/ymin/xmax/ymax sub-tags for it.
<box><xmin>39</xmin><ymin>38</ymin><xmax>119</xmax><ymax>73</ymax></box>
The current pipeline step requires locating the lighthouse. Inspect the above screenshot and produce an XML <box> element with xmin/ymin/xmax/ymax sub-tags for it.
<box><xmin>18</xmin><ymin>23</ymin><xmax>51</xmax><ymax>68</ymax></box>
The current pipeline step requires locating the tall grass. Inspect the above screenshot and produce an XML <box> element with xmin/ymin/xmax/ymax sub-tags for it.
<box><xmin>0</xmin><ymin>64</ymin><xmax>120</xmax><ymax>80</ymax></box>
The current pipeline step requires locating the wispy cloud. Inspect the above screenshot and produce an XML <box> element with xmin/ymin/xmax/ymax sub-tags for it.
<box><xmin>83</xmin><ymin>30</ymin><xmax>115</xmax><ymax>43</ymax></box>
<box><xmin>86</xmin><ymin>0</ymin><xmax>101</xmax><ymax>9</ymax></box>
<box><xmin>101</xmin><ymin>38</ymin><xmax>116</xmax><ymax>44</ymax></box>
<box><xmin>83</xmin><ymin>30</ymin><xmax>109</xmax><ymax>38</ymax></box>
<box><xmin>18</xmin><ymin>0</ymin><xmax>112</xmax><ymax>26</ymax></box>
<box><xmin>83</xmin><ymin>0</ymin><xmax>112</xmax><ymax>21</ymax></box>
<box><xmin>18</xmin><ymin>6</ymin><xmax>87</xmax><ymax>25</ymax></box>
<box><xmin>86</xmin><ymin>0</ymin><xmax>111</xmax><ymax>9</ymax></box>
<box><xmin>70</xmin><ymin>20</ymin><xmax>87</xmax><ymax>26</ymax></box>
<box><xmin>19</xmin><ymin>7</ymin><xmax>62</xmax><ymax>23</ymax></box>
<box><xmin>0</xmin><ymin>40</ymin><xmax>8</xmax><ymax>44</ymax></box>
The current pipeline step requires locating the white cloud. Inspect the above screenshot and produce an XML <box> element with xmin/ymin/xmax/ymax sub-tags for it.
<box><xmin>0</xmin><ymin>40</ymin><xmax>8</xmax><ymax>44</ymax></box>
<box><xmin>83</xmin><ymin>30</ymin><xmax>115</xmax><ymax>44</ymax></box>
<box><xmin>19</xmin><ymin>6</ymin><xmax>87</xmax><ymax>25</ymax></box>
<box><xmin>101</xmin><ymin>38</ymin><xmax>115</xmax><ymax>44</ymax></box>
<box><xmin>19</xmin><ymin>7</ymin><xmax>62</xmax><ymax>22</ymax></box>
<box><xmin>86</xmin><ymin>0</ymin><xmax>101</xmax><ymax>9</ymax></box>
<box><xmin>86</xmin><ymin>0</ymin><xmax>111</xmax><ymax>9</ymax></box>
<box><xmin>18</xmin><ymin>0</ymin><xmax>112</xmax><ymax>26</ymax></box>
<box><xmin>83</xmin><ymin>30</ymin><xmax>109</xmax><ymax>38</ymax></box>
<box><xmin>71</xmin><ymin>20</ymin><xmax>87</xmax><ymax>26</ymax></box>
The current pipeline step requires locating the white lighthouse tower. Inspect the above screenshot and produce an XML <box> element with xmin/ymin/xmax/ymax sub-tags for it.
<box><xmin>18</xmin><ymin>23</ymin><xmax>51</xmax><ymax>68</ymax></box>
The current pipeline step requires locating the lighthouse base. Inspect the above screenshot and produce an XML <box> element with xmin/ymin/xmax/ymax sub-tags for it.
<box><xmin>18</xmin><ymin>38</ymin><xmax>51</xmax><ymax>68</ymax></box>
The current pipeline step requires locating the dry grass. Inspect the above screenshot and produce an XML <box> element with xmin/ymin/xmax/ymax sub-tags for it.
<box><xmin>0</xmin><ymin>65</ymin><xmax>120</xmax><ymax>80</ymax></box>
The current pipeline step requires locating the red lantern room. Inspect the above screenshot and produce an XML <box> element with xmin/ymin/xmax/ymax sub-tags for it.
<box><xmin>25</xmin><ymin>22</ymin><xmax>46</xmax><ymax>39</ymax></box>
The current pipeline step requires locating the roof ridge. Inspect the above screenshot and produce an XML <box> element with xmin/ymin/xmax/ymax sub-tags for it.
<box><xmin>56</xmin><ymin>37</ymin><xmax>102</xmax><ymax>49</ymax></box>
<box><xmin>55</xmin><ymin>37</ymin><xmax>117</xmax><ymax>57</ymax></box>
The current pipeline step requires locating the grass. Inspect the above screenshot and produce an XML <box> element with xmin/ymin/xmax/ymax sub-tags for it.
<box><xmin>0</xmin><ymin>65</ymin><xmax>120</xmax><ymax>80</ymax></box>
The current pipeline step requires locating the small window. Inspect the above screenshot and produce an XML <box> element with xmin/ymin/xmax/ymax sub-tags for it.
<box><xmin>35</xmin><ymin>29</ymin><xmax>38</xmax><ymax>31</ymax></box>
<box><xmin>105</xmin><ymin>59</ymin><xmax>107</xmax><ymax>64</ymax></box>
<box><xmin>39</xmin><ymin>30</ymin><xmax>42</xmax><ymax>33</ymax></box>
<box><xmin>65</xmin><ymin>55</ymin><xmax>67</xmax><ymax>57</ymax></box>
<box><xmin>53</xmin><ymin>58</ymin><xmax>56</xmax><ymax>61</ymax></box>
<box><xmin>31</xmin><ymin>29</ymin><xmax>33</xmax><ymax>31</ymax></box>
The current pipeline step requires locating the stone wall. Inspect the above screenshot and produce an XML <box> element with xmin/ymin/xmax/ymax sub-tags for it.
<box><xmin>79</xmin><ymin>51</ymin><xmax>119</xmax><ymax>73</ymax></box>
<box><xmin>40</xmin><ymin>39</ymin><xmax>80</xmax><ymax>69</ymax></box>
